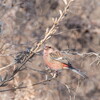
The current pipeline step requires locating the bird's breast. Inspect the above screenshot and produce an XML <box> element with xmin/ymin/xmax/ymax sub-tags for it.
<box><xmin>43</xmin><ymin>55</ymin><xmax>68</xmax><ymax>70</ymax></box>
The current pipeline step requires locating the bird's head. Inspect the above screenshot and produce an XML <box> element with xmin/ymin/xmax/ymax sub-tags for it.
<box><xmin>43</xmin><ymin>44</ymin><xmax>55</xmax><ymax>54</ymax></box>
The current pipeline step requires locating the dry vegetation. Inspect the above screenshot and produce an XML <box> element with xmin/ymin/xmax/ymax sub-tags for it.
<box><xmin>0</xmin><ymin>0</ymin><xmax>100</xmax><ymax>100</ymax></box>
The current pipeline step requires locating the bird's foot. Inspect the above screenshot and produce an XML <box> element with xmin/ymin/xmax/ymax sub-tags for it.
<box><xmin>51</xmin><ymin>71</ymin><xmax>59</xmax><ymax>78</ymax></box>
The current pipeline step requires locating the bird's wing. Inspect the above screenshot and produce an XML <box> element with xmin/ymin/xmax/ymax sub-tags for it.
<box><xmin>49</xmin><ymin>51</ymin><xmax>69</xmax><ymax>64</ymax></box>
<box><xmin>50</xmin><ymin>51</ymin><xmax>88</xmax><ymax>78</ymax></box>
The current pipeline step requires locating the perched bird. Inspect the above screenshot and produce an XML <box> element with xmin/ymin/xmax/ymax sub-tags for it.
<box><xmin>43</xmin><ymin>44</ymin><xmax>87</xmax><ymax>78</ymax></box>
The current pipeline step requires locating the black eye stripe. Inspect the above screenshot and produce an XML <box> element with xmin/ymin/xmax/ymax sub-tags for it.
<box><xmin>45</xmin><ymin>46</ymin><xmax>51</xmax><ymax>48</ymax></box>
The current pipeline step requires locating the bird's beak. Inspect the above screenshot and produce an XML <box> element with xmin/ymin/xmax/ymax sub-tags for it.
<box><xmin>43</xmin><ymin>45</ymin><xmax>47</xmax><ymax>50</ymax></box>
<box><xmin>44</xmin><ymin>46</ymin><xmax>48</xmax><ymax>50</ymax></box>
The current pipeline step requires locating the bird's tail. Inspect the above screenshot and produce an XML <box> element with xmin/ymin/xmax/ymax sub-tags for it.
<box><xmin>68</xmin><ymin>66</ymin><xmax>88</xmax><ymax>78</ymax></box>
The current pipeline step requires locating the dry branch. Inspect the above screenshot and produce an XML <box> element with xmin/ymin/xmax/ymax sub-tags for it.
<box><xmin>62</xmin><ymin>51</ymin><xmax>100</xmax><ymax>65</ymax></box>
<box><xmin>0</xmin><ymin>0</ymin><xmax>74</xmax><ymax>71</ymax></box>
<box><xmin>0</xmin><ymin>0</ymin><xmax>74</xmax><ymax>87</ymax></box>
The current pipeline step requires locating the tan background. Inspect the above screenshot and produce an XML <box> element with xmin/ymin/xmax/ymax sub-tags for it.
<box><xmin>0</xmin><ymin>0</ymin><xmax>100</xmax><ymax>100</ymax></box>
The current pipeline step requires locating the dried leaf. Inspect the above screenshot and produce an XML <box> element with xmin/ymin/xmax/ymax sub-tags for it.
<box><xmin>52</xmin><ymin>18</ymin><xmax>55</xmax><ymax>22</ymax></box>
<box><xmin>46</xmin><ymin>28</ymin><xmax>49</xmax><ymax>34</ymax></box>
<box><xmin>63</xmin><ymin>0</ymin><xmax>67</xmax><ymax>5</ymax></box>
<box><xmin>59</xmin><ymin>10</ymin><xmax>63</xmax><ymax>16</ymax></box>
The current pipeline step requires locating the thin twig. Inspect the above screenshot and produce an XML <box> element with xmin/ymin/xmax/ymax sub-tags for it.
<box><xmin>0</xmin><ymin>76</ymin><xmax>56</xmax><ymax>92</ymax></box>
<box><xmin>0</xmin><ymin>61</ymin><xmax>17</xmax><ymax>71</ymax></box>
<box><xmin>0</xmin><ymin>0</ymin><xmax>74</xmax><ymax>87</ymax></box>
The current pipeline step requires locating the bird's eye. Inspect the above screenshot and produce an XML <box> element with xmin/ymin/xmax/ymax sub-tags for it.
<box><xmin>48</xmin><ymin>46</ymin><xmax>51</xmax><ymax>48</ymax></box>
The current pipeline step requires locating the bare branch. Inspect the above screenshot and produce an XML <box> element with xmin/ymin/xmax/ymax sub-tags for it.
<box><xmin>0</xmin><ymin>0</ymin><xmax>74</xmax><ymax>87</ymax></box>
<box><xmin>62</xmin><ymin>50</ymin><xmax>100</xmax><ymax>65</ymax></box>
<box><xmin>0</xmin><ymin>75</ymin><xmax>56</xmax><ymax>92</ymax></box>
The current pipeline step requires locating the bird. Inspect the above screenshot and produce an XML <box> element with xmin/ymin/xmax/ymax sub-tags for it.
<box><xmin>43</xmin><ymin>44</ymin><xmax>87</xmax><ymax>78</ymax></box>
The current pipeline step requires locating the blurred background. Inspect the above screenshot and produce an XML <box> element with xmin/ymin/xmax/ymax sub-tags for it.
<box><xmin>0</xmin><ymin>0</ymin><xmax>100</xmax><ymax>100</ymax></box>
